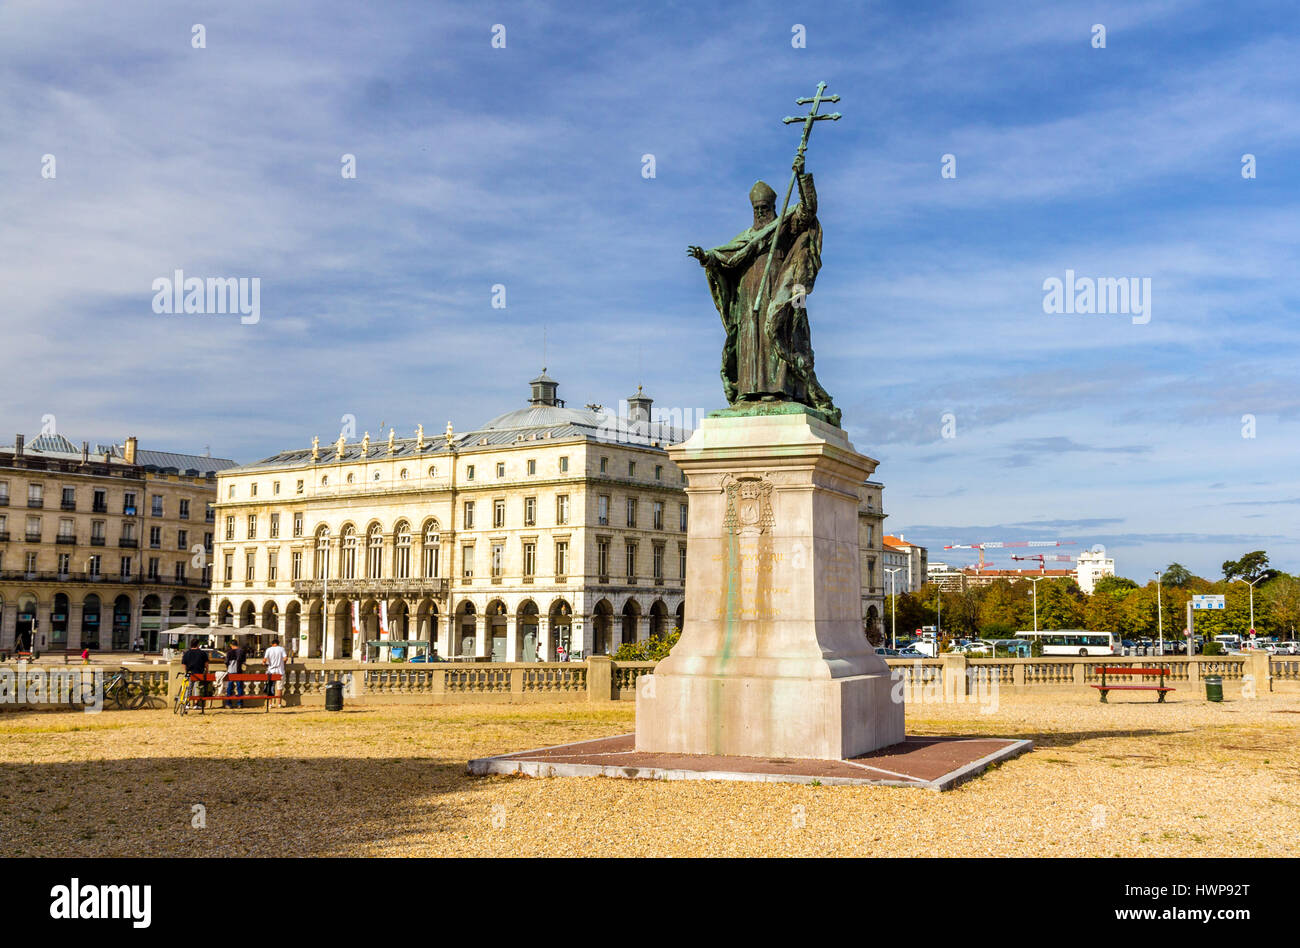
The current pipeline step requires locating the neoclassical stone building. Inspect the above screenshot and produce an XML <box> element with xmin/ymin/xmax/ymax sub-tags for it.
<box><xmin>212</xmin><ymin>373</ymin><xmax>692</xmax><ymax>661</ymax></box>
<box><xmin>0</xmin><ymin>434</ymin><xmax>236</xmax><ymax>652</ymax></box>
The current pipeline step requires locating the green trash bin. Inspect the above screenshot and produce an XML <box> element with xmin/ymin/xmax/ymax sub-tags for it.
<box><xmin>325</xmin><ymin>680</ymin><xmax>344</xmax><ymax>711</ymax></box>
<box><xmin>1204</xmin><ymin>675</ymin><xmax>1223</xmax><ymax>702</ymax></box>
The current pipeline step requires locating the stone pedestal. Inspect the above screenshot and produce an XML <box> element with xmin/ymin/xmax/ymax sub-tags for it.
<box><xmin>635</xmin><ymin>408</ymin><xmax>905</xmax><ymax>760</ymax></box>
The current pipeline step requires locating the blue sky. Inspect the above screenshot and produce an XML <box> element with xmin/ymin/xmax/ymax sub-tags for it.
<box><xmin>2</xmin><ymin>0</ymin><xmax>1298</xmax><ymax>581</ymax></box>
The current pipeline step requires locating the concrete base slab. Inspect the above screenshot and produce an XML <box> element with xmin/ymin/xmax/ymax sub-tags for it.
<box><xmin>468</xmin><ymin>733</ymin><xmax>1032</xmax><ymax>791</ymax></box>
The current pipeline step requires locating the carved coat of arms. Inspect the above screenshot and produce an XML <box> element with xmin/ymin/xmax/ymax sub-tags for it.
<box><xmin>722</xmin><ymin>474</ymin><xmax>775</xmax><ymax>535</ymax></box>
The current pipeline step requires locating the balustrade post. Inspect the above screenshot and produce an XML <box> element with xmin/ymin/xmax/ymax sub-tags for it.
<box><xmin>941</xmin><ymin>653</ymin><xmax>967</xmax><ymax>701</ymax></box>
<box><xmin>586</xmin><ymin>655</ymin><xmax>614</xmax><ymax>702</ymax></box>
<box><xmin>1245</xmin><ymin>650</ymin><xmax>1270</xmax><ymax>697</ymax></box>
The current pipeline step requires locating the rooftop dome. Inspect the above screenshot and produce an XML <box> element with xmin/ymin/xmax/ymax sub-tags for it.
<box><xmin>480</xmin><ymin>403</ymin><xmax>607</xmax><ymax>431</ymax></box>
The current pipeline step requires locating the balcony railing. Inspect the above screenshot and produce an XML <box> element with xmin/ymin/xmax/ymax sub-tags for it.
<box><xmin>0</xmin><ymin>531</ymin><xmax>9</xmax><ymax>542</ymax></box>
<box><xmin>90</xmin><ymin>536</ymin><xmax>106</xmax><ymax>546</ymax></box>
<box><xmin>0</xmin><ymin>569</ymin><xmax>209</xmax><ymax>588</ymax></box>
<box><xmin>61</xmin><ymin>500</ymin><xmax>77</xmax><ymax>511</ymax></box>
<box><xmin>119</xmin><ymin>538</ymin><xmax>138</xmax><ymax>548</ymax></box>
<box><xmin>92</xmin><ymin>503</ymin><xmax>109</xmax><ymax>513</ymax></box>
<box><xmin>0</xmin><ymin>496</ymin><xmax>9</xmax><ymax>506</ymax></box>
<box><xmin>291</xmin><ymin>577</ymin><xmax>450</xmax><ymax>599</ymax></box>
<box><xmin>27</xmin><ymin>498</ymin><xmax>43</xmax><ymax>508</ymax></box>
<box><xmin>25</xmin><ymin>532</ymin><xmax>41</xmax><ymax>542</ymax></box>
<box><xmin>56</xmin><ymin>535</ymin><xmax>77</xmax><ymax>545</ymax></box>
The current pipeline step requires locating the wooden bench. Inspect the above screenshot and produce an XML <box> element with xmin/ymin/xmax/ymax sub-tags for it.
<box><xmin>184</xmin><ymin>672</ymin><xmax>282</xmax><ymax>712</ymax></box>
<box><xmin>1091</xmin><ymin>666</ymin><xmax>1174</xmax><ymax>703</ymax></box>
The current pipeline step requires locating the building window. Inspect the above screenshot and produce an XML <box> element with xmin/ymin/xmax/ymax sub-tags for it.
<box><xmin>205</xmin><ymin>502</ymin><xmax>215</xmax><ymax>522</ymax></box>
<box><xmin>176</xmin><ymin>561</ymin><xmax>187</xmax><ymax>583</ymax></box>
<box><xmin>556</xmin><ymin>494</ymin><xmax>570</xmax><ymax>525</ymax></box>
<box><xmin>270</xmin><ymin>512</ymin><xmax>280</xmax><ymax>538</ymax></box>
<box><xmin>291</xmin><ymin>551</ymin><xmax>303</xmax><ymax>581</ymax></box>
<box><xmin>0</xmin><ymin>481</ymin><xmax>8</xmax><ymax>504</ymax></box>
<box><xmin>526</xmin><ymin>459</ymin><xmax>536</xmax><ymax>476</ymax></box>
<box><xmin>148</xmin><ymin>556</ymin><xmax>161</xmax><ymax>581</ymax></box>
<box><xmin>465</xmin><ymin>464</ymin><xmax>475</xmax><ymax>481</ymax></box>
<box><xmin>655</xmin><ymin>465</ymin><xmax>663</xmax><ymax>481</ymax></box>
<box><xmin>493</xmin><ymin>498</ymin><xmax>506</xmax><ymax>529</ymax></box>
<box><xmin>653</xmin><ymin>501</ymin><xmax>663</xmax><ymax>530</ymax></box>
<box><xmin>225</xmin><ymin>516</ymin><xmax>235</xmax><ymax>541</ymax></box>
<box><xmin>367</xmin><ymin>524</ymin><xmax>383</xmax><ymax>578</ymax></box>
<box><xmin>395</xmin><ymin>522</ymin><xmax>412</xmax><ymax>579</ymax></box>
<box><xmin>423</xmin><ymin>524</ymin><xmax>441</xmax><ymax>578</ymax></box>
<box><xmin>597</xmin><ymin>539</ymin><xmax>609</xmax><ymax>581</ymax></box>
<box><xmin>28</xmin><ymin>483</ymin><xmax>43</xmax><ymax>506</ymax></box>
<box><xmin>491</xmin><ymin>542</ymin><xmax>504</xmax><ymax>581</ymax></box>
<box><xmin>58</xmin><ymin>552</ymin><xmax>70</xmax><ymax>575</ymax></box>
<box><xmin>251</xmin><ymin>483</ymin><xmax>258</xmax><ymax>497</ymax></box>
<box><xmin>296</xmin><ymin>479</ymin><xmax>304</xmax><ymax>495</ymax></box>
<box><xmin>625</xmin><ymin>541</ymin><xmax>638</xmax><ymax>583</ymax></box>
<box><xmin>149</xmin><ymin>526</ymin><xmax>161</xmax><ymax>549</ymax></box>
<box><xmin>61</xmin><ymin>486</ymin><xmax>75</xmax><ymax>509</ymax></box>
<box><xmin>679</xmin><ymin>543</ymin><xmax>686</xmax><ymax>580</ymax></box>
<box><xmin>463</xmin><ymin>501</ymin><xmax>475</xmax><ymax>529</ymax></box>
<box><xmin>555</xmin><ymin>540</ymin><xmax>569</xmax><ymax>579</ymax></box>
<box><xmin>151</xmin><ymin>495</ymin><xmax>163</xmax><ymax>517</ymax></box>
<box><xmin>88</xmin><ymin>554</ymin><xmax>101</xmax><ymax>579</ymax></box>
<box><xmin>247</xmin><ymin>514</ymin><xmax>257</xmax><ymax>539</ymax></box>
<box><xmin>93</xmin><ymin>489</ymin><xmax>107</xmax><ymax>512</ymax></box>
<box><xmin>653</xmin><ymin>544</ymin><xmax>664</xmax><ymax>583</ymax></box>
<box><xmin>177</xmin><ymin>529</ymin><xmax>187</xmax><ymax>550</ymax></box>
<box><xmin>628</xmin><ymin>460</ymin><xmax>636</xmax><ymax>477</ymax></box>
<box><xmin>228</xmin><ymin>485</ymin><xmax>236</xmax><ymax>499</ymax></box>
<box><xmin>293</xmin><ymin>512</ymin><xmax>303</xmax><ymax>537</ymax></box>
<box><xmin>179</xmin><ymin>499</ymin><xmax>190</xmax><ymax>520</ymax></box>
<box><xmin>88</xmin><ymin>519</ymin><xmax>102</xmax><ymax>541</ymax></box>
<box><xmin>244</xmin><ymin>551</ymin><xmax>255</xmax><ymax>583</ymax></box>
<box><xmin>600</xmin><ymin>457</ymin><xmax>608</xmax><ymax>473</ymax></box>
<box><xmin>58</xmin><ymin>517</ymin><xmax>74</xmax><ymax>538</ymax></box>
<box><xmin>626</xmin><ymin>498</ymin><xmax>637</xmax><ymax>528</ymax></box>
<box><xmin>123</xmin><ymin>491</ymin><xmax>136</xmax><ymax>515</ymax></box>
<box><xmin>267</xmin><ymin>549</ymin><xmax>278</xmax><ymax>582</ymax></box>
<box><xmin>679</xmin><ymin>503</ymin><xmax>688</xmax><ymax>532</ymax></box>
<box><xmin>597</xmin><ymin>494</ymin><xmax>609</xmax><ymax>526</ymax></box>
<box><xmin>462</xmin><ymin>544</ymin><xmax>474</xmax><ymax>579</ymax></box>
<box><xmin>314</xmin><ymin>530</ymin><xmax>329</xmax><ymax>579</ymax></box>
<box><xmin>119</xmin><ymin>556</ymin><xmax>131</xmax><ymax>580</ymax></box>
<box><xmin>273</xmin><ymin>481</ymin><xmax>280</xmax><ymax>495</ymax></box>
<box><xmin>427</xmin><ymin>466</ymin><xmax>437</xmax><ymax>478</ymax></box>
<box><xmin>559</xmin><ymin>456</ymin><xmax>569</xmax><ymax>473</ymax></box>
<box><xmin>340</xmin><ymin>526</ymin><xmax>357</xmax><ymax>579</ymax></box>
<box><xmin>400</xmin><ymin>468</ymin><xmax>409</xmax><ymax>480</ymax></box>
<box><xmin>523</xmin><ymin>541</ymin><xmax>536</xmax><ymax>580</ymax></box>
<box><xmin>496</xmin><ymin>462</ymin><xmax>505</xmax><ymax>478</ymax></box>
<box><xmin>524</xmin><ymin>496</ymin><xmax>536</xmax><ymax>526</ymax></box>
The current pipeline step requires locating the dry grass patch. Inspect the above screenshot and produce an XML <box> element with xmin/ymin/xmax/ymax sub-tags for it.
<box><xmin>2</xmin><ymin>691</ymin><xmax>1297</xmax><ymax>857</ymax></box>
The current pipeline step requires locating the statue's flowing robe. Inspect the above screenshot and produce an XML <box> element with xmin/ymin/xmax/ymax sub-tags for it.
<box><xmin>701</xmin><ymin>173</ymin><xmax>839</xmax><ymax>425</ymax></box>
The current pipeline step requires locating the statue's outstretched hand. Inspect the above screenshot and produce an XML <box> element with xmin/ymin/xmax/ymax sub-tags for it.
<box><xmin>687</xmin><ymin>246</ymin><xmax>708</xmax><ymax>266</ymax></box>
<box><xmin>793</xmin><ymin>154</ymin><xmax>805</xmax><ymax>175</ymax></box>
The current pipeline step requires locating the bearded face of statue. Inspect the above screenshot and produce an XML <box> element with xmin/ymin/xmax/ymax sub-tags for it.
<box><xmin>752</xmin><ymin>199</ymin><xmax>775</xmax><ymax>229</ymax></box>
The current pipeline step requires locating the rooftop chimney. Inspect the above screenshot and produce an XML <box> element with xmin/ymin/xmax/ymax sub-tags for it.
<box><xmin>626</xmin><ymin>385</ymin><xmax>653</xmax><ymax>424</ymax></box>
<box><xmin>124</xmin><ymin>436</ymin><xmax>137</xmax><ymax>464</ymax></box>
<box><xmin>81</xmin><ymin>441</ymin><xmax>89</xmax><ymax>464</ymax></box>
<box><xmin>14</xmin><ymin>434</ymin><xmax>23</xmax><ymax>457</ymax></box>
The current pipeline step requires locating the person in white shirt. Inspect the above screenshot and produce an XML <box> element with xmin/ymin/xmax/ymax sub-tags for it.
<box><xmin>263</xmin><ymin>638</ymin><xmax>288</xmax><ymax>708</ymax></box>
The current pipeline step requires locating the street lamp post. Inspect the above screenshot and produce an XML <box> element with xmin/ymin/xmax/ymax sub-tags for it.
<box><xmin>1027</xmin><ymin>576</ymin><xmax>1046</xmax><ymax>635</ymax></box>
<box><xmin>1234</xmin><ymin>576</ymin><xmax>1262</xmax><ymax>640</ymax></box>
<box><xmin>1155</xmin><ymin>570</ymin><xmax>1163</xmax><ymax>655</ymax></box>
<box><xmin>885</xmin><ymin>567</ymin><xmax>902</xmax><ymax>650</ymax></box>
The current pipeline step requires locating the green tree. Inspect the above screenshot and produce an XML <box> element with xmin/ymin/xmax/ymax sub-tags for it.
<box><xmin>978</xmin><ymin>579</ymin><xmax>1031</xmax><ymax>635</ymax></box>
<box><xmin>1222</xmin><ymin>550</ymin><xmax>1276</xmax><ymax>584</ymax></box>
<box><xmin>1264</xmin><ymin>574</ymin><xmax>1300</xmax><ymax>641</ymax></box>
<box><xmin>1093</xmin><ymin>575</ymin><xmax>1137</xmax><ymax>597</ymax></box>
<box><xmin>1161</xmin><ymin>563</ymin><xmax>1193</xmax><ymax>587</ymax></box>
<box><xmin>1035</xmin><ymin>579</ymin><xmax>1086</xmax><ymax>629</ymax></box>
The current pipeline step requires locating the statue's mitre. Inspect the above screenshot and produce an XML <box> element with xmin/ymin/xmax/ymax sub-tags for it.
<box><xmin>749</xmin><ymin>180</ymin><xmax>776</xmax><ymax>205</ymax></box>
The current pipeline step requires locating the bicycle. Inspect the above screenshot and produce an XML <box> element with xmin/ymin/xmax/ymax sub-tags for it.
<box><xmin>173</xmin><ymin>673</ymin><xmax>201</xmax><ymax>715</ymax></box>
<box><xmin>68</xmin><ymin>668</ymin><xmax>147</xmax><ymax>710</ymax></box>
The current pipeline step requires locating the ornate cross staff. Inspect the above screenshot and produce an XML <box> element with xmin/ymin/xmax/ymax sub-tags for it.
<box><xmin>751</xmin><ymin>81</ymin><xmax>842</xmax><ymax>316</ymax></box>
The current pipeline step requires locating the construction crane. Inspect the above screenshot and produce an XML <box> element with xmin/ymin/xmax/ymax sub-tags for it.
<box><xmin>1009</xmin><ymin>553</ymin><xmax>1076</xmax><ymax>573</ymax></box>
<box><xmin>943</xmin><ymin>540</ymin><xmax>1076</xmax><ymax>571</ymax></box>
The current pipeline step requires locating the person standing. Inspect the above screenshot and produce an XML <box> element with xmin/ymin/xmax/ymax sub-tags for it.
<box><xmin>263</xmin><ymin>637</ymin><xmax>288</xmax><ymax>708</ymax></box>
<box><xmin>224</xmin><ymin>638</ymin><xmax>246</xmax><ymax>708</ymax></box>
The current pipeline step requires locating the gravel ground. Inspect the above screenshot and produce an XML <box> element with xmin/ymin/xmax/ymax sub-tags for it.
<box><xmin>1</xmin><ymin>689</ymin><xmax>1297</xmax><ymax>857</ymax></box>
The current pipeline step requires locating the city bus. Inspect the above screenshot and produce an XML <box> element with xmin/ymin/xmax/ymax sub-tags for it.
<box><xmin>1017</xmin><ymin>629</ymin><xmax>1116</xmax><ymax>656</ymax></box>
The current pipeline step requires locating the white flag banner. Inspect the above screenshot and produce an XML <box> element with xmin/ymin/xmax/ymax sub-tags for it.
<box><xmin>380</xmin><ymin>601</ymin><xmax>390</xmax><ymax>640</ymax></box>
<box><xmin>350</xmin><ymin>600</ymin><xmax>361</xmax><ymax>636</ymax></box>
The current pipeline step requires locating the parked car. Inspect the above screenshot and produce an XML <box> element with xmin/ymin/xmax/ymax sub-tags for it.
<box><xmin>875</xmin><ymin>647</ymin><xmax>900</xmax><ymax>657</ymax></box>
<box><xmin>407</xmin><ymin>653</ymin><xmax>445</xmax><ymax>663</ymax></box>
<box><xmin>897</xmin><ymin>647</ymin><xmax>925</xmax><ymax>658</ymax></box>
